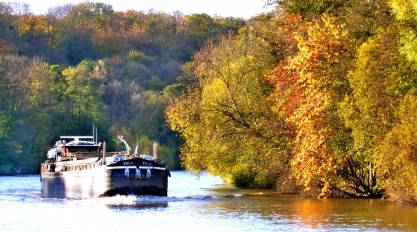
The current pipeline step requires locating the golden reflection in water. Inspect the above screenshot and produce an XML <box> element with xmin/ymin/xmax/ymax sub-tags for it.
<box><xmin>199</xmin><ymin>196</ymin><xmax>417</xmax><ymax>231</ymax></box>
<box><xmin>272</xmin><ymin>198</ymin><xmax>417</xmax><ymax>230</ymax></box>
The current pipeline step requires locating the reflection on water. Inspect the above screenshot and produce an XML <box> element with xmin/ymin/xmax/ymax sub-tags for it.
<box><xmin>285</xmin><ymin>198</ymin><xmax>417</xmax><ymax>230</ymax></box>
<box><xmin>1</xmin><ymin>172</ymin><xmax>417</xmax><ymax>231</ymax></box>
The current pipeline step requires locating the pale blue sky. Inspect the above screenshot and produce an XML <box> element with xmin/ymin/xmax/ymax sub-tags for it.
<box><xmin>18</xmin><ymin>0</ymin><xmax>272</xmax><ymax>19</ymax></box>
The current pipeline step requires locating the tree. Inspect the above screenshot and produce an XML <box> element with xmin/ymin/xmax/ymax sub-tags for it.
<box><xmin>0</xmin><ymin>55</ymin><xmax>19</xmax><ymax>166</ymax></box>
<box><xmin>167</xmin><ymin>28</ymin><xmax>291</xmax><ymax>188</ymax></box>
<box><xmin>390</xmin><ymin>0</ymin><xmax>417</xmax><ymax>65</ymax></box>
<box><xmin>0</xmin><ymin>2</ymin><xmax>19</xmax><ymax>51</ymax></box>
<box><xmin>129</xmin><ymin>91</ymin><xmax>181</xmax><ymax>169</ymax></box>
<box><xmin>61</xmin><ymin>60</ymin><xmax>109</xmax><ymax>133</ymax></box>
<box><xmin>0</xmin><ymin>55</ymin><xmax>64</xmax><ymax>172</ymax></box>
<box><xmin>378</xmin><ymin>94</ymin><xmax>417</xmax><ymax>203</ymax></box>
<box><xmin>58</xmin><ymin>28</ymin><xmax>97</xmax><ymax>65</ymax></box>
<box><xmin>275</xmin><ymin>0</ymin><xmax>353</xmax><ymax>19</ymax></box>
<box><xmin>339</xmin><ymin>20</ymin><xmax>402</xmax><ymax>195</ymax></box>
<box><xmin>16</xmin><ymin>14</ymin><xmax>51</xmax><ymax>56</ymax></box>
<box><xmin>181</xmin><ymin>13</ymin><xmax>217</xmax><ymax>51</ymax></box>
<box><xmin>49</xmin><ymin>2</ymin><xmax>115</xmax><ymax>65</ymax></box>
<box><xmin>344</xmin><ymin>0</ymin><xmax>393</xmax><ymax>46</ymax></box>
<box><xmin>268</xmin><ymin>14</ymin><xmax>356</xmax><ymax>197</ymax></box>
<box><xmin>370</xmin><ymin>0</ymin><xmax>417</xmax><ymax>203</ymax></box>
<box><xmin>93</xmin><ymin>31</ymin><xmax>126</xmax><ymax>58</ymax></box>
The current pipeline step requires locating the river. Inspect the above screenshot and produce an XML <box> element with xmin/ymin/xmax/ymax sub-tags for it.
<box><xmin>1</xmin><ymin>171</ymin><xmax>416</xmax><ymax>231</ymax></box>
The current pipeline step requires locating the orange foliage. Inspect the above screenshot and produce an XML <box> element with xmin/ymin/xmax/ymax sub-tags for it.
<box><xmin>267</xmin><ymin>14</ymin><xmax>351</xmax><ymax>197</ymax></box>
<box><xmin>266</xmin><ymin>15</ymin><xmax>307</xmax><ymax>121</ymax></box>
<box><xmin>276</xmin><ymin>14</ymin><xmax>308</xmax><ymax>57</ymax></box>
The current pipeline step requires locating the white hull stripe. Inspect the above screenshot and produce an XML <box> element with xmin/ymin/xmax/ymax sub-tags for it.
<box><xmin>105</xmin><ymin>166</ymin><xmax>166</xmax><ymax>170</ymax></box>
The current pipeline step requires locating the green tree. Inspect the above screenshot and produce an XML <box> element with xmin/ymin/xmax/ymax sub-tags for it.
<box><xmin>61</xmin><ymin>60</ymin><xmax>109</xmax><ymax>134</ymax></box>
<box><xmin>181</xmin><ymin>13</ymin><xmax>217</xmax><ymax>51</ymax></box>
<box><xmin>0</xmin><ymin>54</ymin><xmax>18</xmax><ymax>168</ymax></box>
<box><xmin>99</xmin><ymin>55</ymin><xmax>181</xmax><ymax>168</ymax></box>
<box><xmin>0</xmin><ymin>55</ymin><xmax>65</xmax><ymax>172</ymax></box>
<box><xmin>59</xmin><ymin>28</ymin><xmax>97</xmax><ymax>65</ymax></box>
<box><xmin>129</xmin><ymin>91</ymin><xmax>181</xmax><ymax>169</ymax></box>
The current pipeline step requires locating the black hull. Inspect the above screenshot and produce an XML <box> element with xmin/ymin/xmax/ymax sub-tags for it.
<box><xmin>40</xmin><ymin>158</ymin><xmax>170</xmax><ymax>199</ymax></box>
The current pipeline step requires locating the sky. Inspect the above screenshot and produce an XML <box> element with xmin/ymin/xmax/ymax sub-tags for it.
<box><xmin>17</xmin><ymin>0</ymin><xmax>273</xmax><ymax>19</ymax></box>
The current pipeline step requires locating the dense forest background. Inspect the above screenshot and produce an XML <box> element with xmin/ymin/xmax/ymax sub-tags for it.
<box><xmin>0</xmin><ymin>1</ymin><xmax>246</xmax><ymax>174</ymax></box>
<box><xmin>1</xmin><ymin>0</ymin><xmax>417</xmax><ymax>203</ymax></box>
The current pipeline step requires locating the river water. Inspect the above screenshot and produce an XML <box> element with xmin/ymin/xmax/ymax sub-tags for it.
<box><xmin>1</xmin><ymin>171</ymin><xmax>416</xmax><ymax>231</ymax></box>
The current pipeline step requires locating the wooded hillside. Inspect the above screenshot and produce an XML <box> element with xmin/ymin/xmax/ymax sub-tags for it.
<box><xmin>0</xmin><ymin>1</ymin><xmax>245</xmax><ymax>174</ymax></box>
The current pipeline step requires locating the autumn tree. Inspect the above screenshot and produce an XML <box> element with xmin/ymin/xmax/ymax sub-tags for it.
<box><xmin>371</xmin><ymin>0</ymin><xmax>417</xmax><ymax>203</ymax></box>
<box><xmin>339</xmin><ymin>24</ymin><xmax>401</xmax><ymax>198</ymax></box>
<box><xmin>378</xmin><ymin>94</ymin><xmax>417</xmax><ymax>203</ymax></box>
<box><xmin>339</xmin><ymin>0</ymin><xmax>417</xmax><ymax>203</ymax></box>
<box><xmin>16</xmin><ymin>14</ymin><xmax>51</xmax><ymax>56</ymax></box>
<box><xmin>272</xmin><ymin>0</ymin><xmax>354</xmax><ymax>19</ymax></box>
<box><xmin>268</xmin><ymin>14</ymin><xmax>359</xmax><ymax>197</ymax></box>
<box><xmin>48</xmin><ymin>2</ymin><xmax>115</xmax><ymax>65</ymax></box>
<box><xmin>167</xmin><ymin>28</ymin><xmax>291</xmax><ymax>188</ymax></box>
<box><xmin>180</xmin><ymin>13</ymin><xmax>217</xmax><ymax>52</ymax></box>
<box><xmin>390</xmin><ymin>0</ymin><xmax>417</xmax><ymax>64</ymax></box>
<box><xmin>343</xmin><ymin>0</ymin><xmax>393</xmax><ymax>46</ymax></box>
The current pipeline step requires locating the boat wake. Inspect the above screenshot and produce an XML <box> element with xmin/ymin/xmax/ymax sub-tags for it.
<box><xmin>93</xmin><ymin>191</ymin><xmax>272</xmax><ymax>207</ymax></box>
<box><xmin>0</xmin><ymin>190</ymin><xmax>249</xmax><ymax>205</ymax></box>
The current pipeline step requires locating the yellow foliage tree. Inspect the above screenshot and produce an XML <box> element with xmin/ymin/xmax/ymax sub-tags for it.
<box><xmin>268</xmin><ymin>14</ymin><xmax>353</xmax><ymax>197</ymax></box>
<box><xmin>166</xmin><ymin>28</ymin><xmax>291</xmax><ymax>188</ymax></box>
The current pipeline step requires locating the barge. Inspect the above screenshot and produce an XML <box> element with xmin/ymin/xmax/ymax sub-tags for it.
<box><xmin>40</xmin><ymin>133</ymin><xmax>170</xmax><ymax>199</ymax></box>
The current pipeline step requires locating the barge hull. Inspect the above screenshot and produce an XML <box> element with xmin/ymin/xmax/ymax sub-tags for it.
<box><xmin>40</xmin><ymin>158</ymin><xmax>169</xmax><ymax>199</ymax></box>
